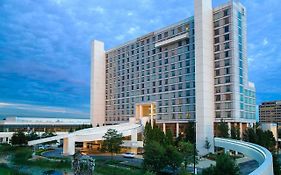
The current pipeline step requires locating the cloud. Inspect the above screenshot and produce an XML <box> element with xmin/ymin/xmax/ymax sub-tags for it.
<box><xmin>127</xmin><ymin>12</ymin><xmax>133</xmax><ymax>16</ymax></box>
<box><xmin>127</xmin><ymin>26</ymin><xmax>140</xmax><ymax>35</ymax></box>
<box><xmin>115</xmin><ymin>35</ymin><xmax>125</xmax><ymax>41</ymax></box>
<box><xmin>262</xmin><ymin>38</ymin><xmax>268</xmax><ymax>46</ymax></box>
<box><xmin>0</xmin><ymin>102</ymin><xmax>88</xmax><ymax>117</ymax></box>
<box><xmin>91</xmin><ymin>6</ymin><xmax>105</xmax><ymax>14</ymax></box>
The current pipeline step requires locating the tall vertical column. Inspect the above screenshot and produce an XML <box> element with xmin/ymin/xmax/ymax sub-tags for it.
<box><xmin>131</xmin><ymin>129</ymin><xmax>138</xmax><ymax>154</ymax></box>
<box><xmin>140</xmin><ymin>105</ymin><xmax>143</xmax><ymax>118</ymax></box>
<box><xmin>239</xmin><ymin>123</ymin><xmax>243</xmax><ymax>139</ymax></box>
<box><xmin>91</xmin><ymin>40</ymin><xmax>106</xmax><ymax>127</ymax></box>
<box><xmin>150</xmin><ymin>104</ymin><xmax>154</xmax><ymax>127</ymax></box>
<box><xmin>163</xmin><ymin>123</ymin><xmax>166</xmax><ymax>134</ymax></box>
<box><xmin>176</xmin><ymin>123</ymin><xmax>180</xmax><ymax>138</ymax></box>
<box><xmin>194</xmin><ymin>0</ymin><xmax>215</xmax><ymax>155</ymax></box>
<box><xmin>228</xmin><ymin>122</ymin><xmax>231</xmax><ymax>136</ymax></box>
<box><xmin>63</xmin><ymin>137</ymin><xmax>75</xmax><ymax>155</ymax></box>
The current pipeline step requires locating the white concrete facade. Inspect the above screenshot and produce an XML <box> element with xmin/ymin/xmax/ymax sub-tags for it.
<box><xmin>91</xmin><ymin>40</ymin><xmax>106</xmax><ymax>127</ymax></box>
<box><xmin>194</xmin><ymin>0</ymin><xmax>215</xmax><ymax>155</ymax></box>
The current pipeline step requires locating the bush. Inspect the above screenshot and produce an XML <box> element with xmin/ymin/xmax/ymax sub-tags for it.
<box><xmin>144</xmin><ymin>171</ymin><xmax>156</xmax><ymax>175</ymax></box>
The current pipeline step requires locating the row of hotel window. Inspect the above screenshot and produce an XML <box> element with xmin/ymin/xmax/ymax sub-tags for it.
<box><xmin>106</xmin><ymin>91</ymin><xmax>196</xmax><ymax>104</ymax></box>
<box><xmin>106</xmin><ymin>43</ymin><xmax>194</xmax><ymax>67</ymax></box>
<box><xmin>107</xmin><ymin>24</ymin><xmax>192</xmax><ymax>58</ymax></box>
<box><xmin>106</xmin><ymin>88</ymin><xmax>196</xmax><ymax>100</ymax></box>
<box><xmin>106</xmin><ymin>67</ymin><xmax>196</xmax><ymax>82</ymax></box>
<box><xmin>106</xmin><ymin>58</ymin><xmax>196</xmax><ymax>78</ymax></box>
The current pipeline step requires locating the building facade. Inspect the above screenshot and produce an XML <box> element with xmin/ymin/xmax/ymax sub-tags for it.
<box><xmin>259</xmin><ymin>101</ymin><xmax>281</xmax><ymax>124</ymax></box>
<box><xmin>91</xmin><ymin>0</ymin><xmax>256</xmax><ymax>154</ymax></box>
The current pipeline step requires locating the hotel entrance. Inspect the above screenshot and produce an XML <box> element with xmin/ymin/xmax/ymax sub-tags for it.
<box><xmin>135</xmin><ymin>103</ymin><xmax>156</xmax><ymax>126</ymax></box>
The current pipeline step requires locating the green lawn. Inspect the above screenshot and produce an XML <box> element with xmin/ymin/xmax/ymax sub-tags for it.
<box><xmin>94</xmin><ymin>159</ymin><xmax>143</xmax><ymax>175</ymax></box>
<box><xmin>0</xmin><ymin>164</ymin><xmax>28</xmax><ymax>175</ymax></box>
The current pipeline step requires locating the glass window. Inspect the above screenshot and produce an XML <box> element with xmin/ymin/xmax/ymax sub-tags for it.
<box><xmin>225</xmin><ymin>59</ymin><xmax>230</xmax><ymax>66</ymax></box>
<box><xmin>225</xmin><ymin>67</ymin><xmax>230</xmax><ymax>74</ymax></box>
<box><xmin>224</xmin><ymin>34</ymin><xmax>230</xmax><ymax>41</ymax></box>
<box><xmin>214</xmin><ymin>21</ymin><xmax>220</xmax><ymax>28</ymax></box>
<box><xmin>177</xmin><ymin>26</ymin><xmax>182</xmax><ymax>33</ymax></box>
<box><xmin>215</xmin><ymin>53</ymin><xmax>220</xmax><ymax>60</ymax></box>
<box><xmin>225</xmin><ymin>85</ymin><xmax>231</xmax><ymax>92</ymax></box>
<box><xmin>224</xmin><ymin>25</ymin><xmax>229</xmax><ymax>33</ymax></box>
<box><xmin>224</xmin><ymin>42</ymin><xmax>230</xmax><ymax>49</ymax></box>
<box><xmin>225</xmin><ymin>76</ymin><xmax>231</xmax><ymax>83</ymax></box>
<box><xmin>224</xmin><ymin>9</ymin><xmax>230</xmax><ymax>16</ymax></box>
<box><xmin>158</xmin><ymin>34</ymin><xmax>162</xmax><ymax>40</ymax></box>
<box><xmin>164</xmin><ymin>31</ymin><xmax>168</xmax><ymax>38</ymax></box>
<box><xmin>225</xmin><ymin>94</ymin><xmax>231</xmax><ymax>101</ymax></box>
<box><xmin>224</xmin><ymin>17</ymin><xmax>230</xmax><ymax>25</ymax></box>
<box><xmin>215</xmin><ymin>70</ymin><xmax>220</xmax><ymax>76</ymax></box>
<box><xmin>214</xmin><ymin>37</ymin><xmax>220</xmax><ymax>44</ymax></box>
<box><xmin>215</xmin><ymin>45</ymin><xmax>220</xmax><ymax>52</ymax></box>
<box><xmin>216</xmin><ymin>95</ymin><xmax>221</xmax><ymax>101</ymax></box>
<box><xmin>225</xmin><ymin>51</ymin><xmax>230</xmax><ymax>57</ymax></box>
<box><xmin>214</xmin><ymin>29</ymin><xmax>220</xmax><ymax>36</ymax></box>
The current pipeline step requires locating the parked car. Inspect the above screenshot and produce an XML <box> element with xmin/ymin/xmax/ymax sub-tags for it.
<box><xmin>38</xmin><ymin>145</ymin><xmax>45</xmax><ymax>149</ymax></box>
<box><xmin>122</xmin><ymin>152</ymin><xmax>135</xmax><ymax>158</ymax></box>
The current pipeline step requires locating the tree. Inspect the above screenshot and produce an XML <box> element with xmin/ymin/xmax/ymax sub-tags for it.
<box><xmin>165</xmin><ymin>145</ymin><xmax>183</xmax><ymax>174</ymax></box>
<box><xmin>202</xmin><ymin>153</ymin><xmax>240</xmax><ymax>175</ymax></box>
<box><xmin>185</xmin><ymin>123</ymin><xmax>195</xmax><ymax>144</ymax></box>
<box><xmin>178</xmin><ymin>141</ymin><xmax>198</xmax><ymax>170</ymax></box>
<box><xmin>243</xmin><ymin>128</ymin><xmax>276</xmax><ymax>152</ymax></box>
<box><xmin>273</xmin><ymin>153</ymin><xmax>281</xmax><ymax>175</ymax></box>
<box><xmin>175</xmin><ymin>133</ymin><xmax>184</xmax><ymax>146</ymax></box>
<box><xmin>204</xmin><ymin>137</ymin><xmax>211</xmax><ymax>153</ymax></box>
<box><xmin>101</xmin><ymin>129</ymin><xmax>123</xmax><ymax>160</ymax></box>
<box><xmin>27</xmin><ymin>131</ymin><xmax>39</xmax><ymax>141</ymax></box>
<box><xmin>262</xmin><ymin>130</ymin><xmax>276</xmax><ymax>152</ymax></box>
<box><xmin>217</xmin><ymin>120</ymin><xmax>229</xmax><ymax>138</ymax></box>
<box><xmin>41</xmin><ymin>131</ymin><xmax>56</xmax><ymax>138</ymax></box>
<box><xmin>143</xmin><ymin>141</ymin><xmax>166</xmax><ymax>173</ymax></box>
<box><xmin>11</xmin><ymin>131</ymin><xmax>28</xmax><ymax>146</ymax></box>
<box><xmin>41</xmin><ymin>131</ymin><xmax>57</xmax><ymax>145</ymax></box>
<box><xmin>201</xmin><ymin>165</ymin><xmax>215</xmax><ymax>175</ymax></box>
<box><xmin>165</xmin><ymin>129</ymin><xmax>174</xmax><ymax>146</ymax></box>
<box><xmin>144</xmin><ymin>122</ymin><xmax>153</xmax><ymax>145</ymax></box>
<box><xmin>151</xmin><ymin>127</ymin><xmax>166</xmax><ymax>145</ymax></box>
<box><xmin>243</xmin><ymin>127</ymin><xmax>257</xmax><ymax>143</ymax></box>
<box><xmin>230</xmin><ymin>126</ymin><xmax>240</xmax><ymax>140</ymax></box>
<box><xmin>143</xmin><ymin>171</ymin><xmax>156</xmax><ymax>175</ymax></box>
<box><xmin>72</xmin><ymin>152</ymin><xmax>95</xmax><ymax>175</ymax></box>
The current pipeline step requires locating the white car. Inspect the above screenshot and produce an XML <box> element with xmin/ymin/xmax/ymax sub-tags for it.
<box><xmin>38</xmin><ymin>145</ymin><xmax>45</xmax><ymax>149</ymax></box>
<box><xmin>122</xmin><ymin>152</ymin><xmax>135</xmax><ymax>158</ymax></box>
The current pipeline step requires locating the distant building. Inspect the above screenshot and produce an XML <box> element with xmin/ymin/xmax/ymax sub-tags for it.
<box><xmin>0</xmin><ymin>116</ymin><xmax>91</xmax><ymax>143</ymax></box>
<box><xmin>259</xmin><ymin>101</ymin><xmax>281</xmax><ymax>124</ymax></box>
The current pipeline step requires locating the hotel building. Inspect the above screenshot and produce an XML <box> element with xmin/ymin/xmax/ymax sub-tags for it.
<box><xmin>91</xmin><ymin>0</ymin><xmax>256</xmax><ymax>154</ymax></box>
<box><xmin>259</xmin><ymin>101</ymin><xmax>281</xmax><ymax>124</ymax></box>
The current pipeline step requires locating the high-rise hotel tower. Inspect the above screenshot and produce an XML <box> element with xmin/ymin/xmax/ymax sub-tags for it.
<box><xmin>91</xmin><ymin>0</ymin><xmax>256</xmax><ymax>154</ymax></box>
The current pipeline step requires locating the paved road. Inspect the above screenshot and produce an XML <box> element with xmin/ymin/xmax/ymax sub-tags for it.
<box><xmin>41</xmin><ymin>148</ymin><xmax>143</xmax><ymax>167</ymax></box>
<box><xmin>239</xmin><ymin>160</ymin><xmax>259</xmax><ymax>175</ymax></box>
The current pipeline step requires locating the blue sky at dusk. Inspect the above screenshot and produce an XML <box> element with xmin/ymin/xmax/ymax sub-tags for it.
<box><xmin>0</xmin><ymin>0</ymin><xmax>280</xmax><ymax>119</ymax></box>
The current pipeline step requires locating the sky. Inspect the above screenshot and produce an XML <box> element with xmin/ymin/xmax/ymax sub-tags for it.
<box><xmin>0</xmin><ymin>0</ymin><xmax>280</xmax><ymax>119</ymax></box>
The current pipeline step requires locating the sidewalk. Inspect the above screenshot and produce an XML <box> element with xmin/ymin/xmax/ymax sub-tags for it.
<box><xmin>195</xmin><ymin>158</ymin><xmax>216</xmax><ymax>169</ymax></box>
<box><xmin>236</xmin><ymin>156</ymin><xmax>253</xmax><ymax>164</ymax></box>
